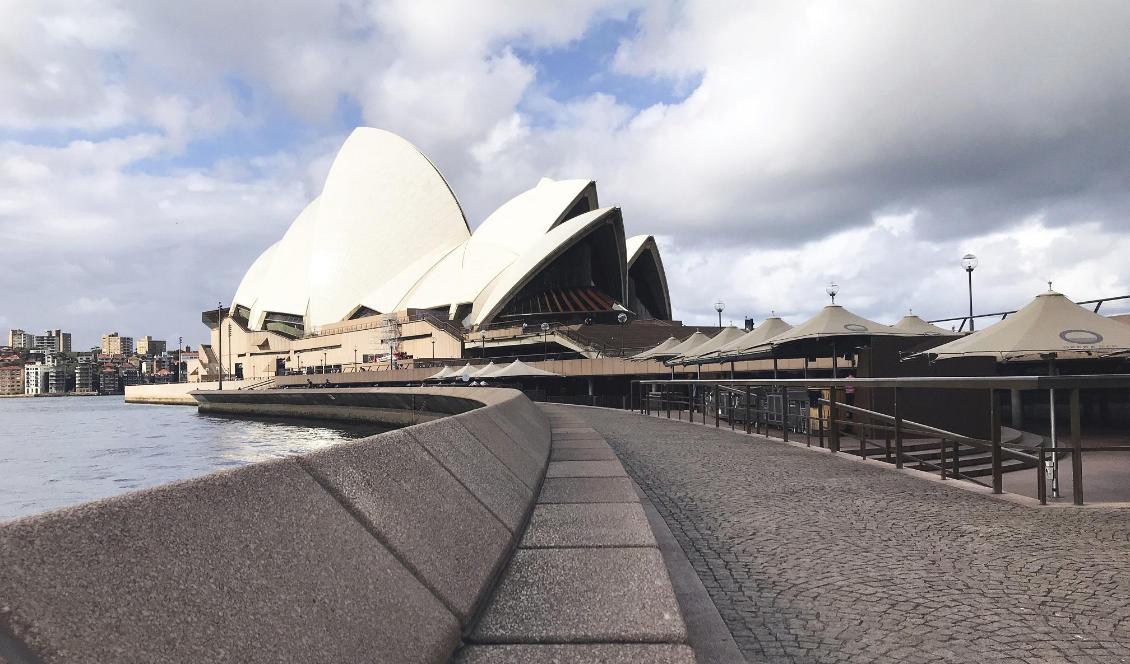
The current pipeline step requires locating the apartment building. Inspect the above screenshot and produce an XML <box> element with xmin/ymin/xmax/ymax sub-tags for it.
<box><xmin>101</xmin><ymin>332</ymin><xmax>134</xmax><ymax>356</ymax></box>
<box><xmin>24</xmin><ymin>363</ymin><xmax>48</xmax><ymax>395</ymax></box>
<box><xmin>136</xmin><ymin>336</ymin><xmax>166</xmax><ymax>356</ymax></box>
<box><xmin>7</xmin><ymin>329</ymin><xmax>33</xmax><ymax>349</ymax></box>
<box><xmin>0</xmin><ymin>364</ymin><xmax>23</xmax><ymax>395</ymax></box>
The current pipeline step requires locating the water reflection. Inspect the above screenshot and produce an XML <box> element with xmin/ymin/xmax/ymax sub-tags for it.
<box><xmin>0</xmin><ymin>395</ymin><xmax>391</xmax><ymax>522</ymax></box>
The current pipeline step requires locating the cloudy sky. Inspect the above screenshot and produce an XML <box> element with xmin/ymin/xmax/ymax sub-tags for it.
<box><xmin>3</xmin><ymin>0</ymin><xmax>1130</xmax><ymax>349</ymax></box>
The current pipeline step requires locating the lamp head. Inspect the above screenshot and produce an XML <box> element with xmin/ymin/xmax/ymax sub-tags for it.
<box><xmin>825</xmin><ymin>281</ymin><xmax>839</xmax><ymax>303</ymax></box>
<box><xmin>540</xmin><ymin>322</ymin><xmax>550</xmax><ymax>332</ymax></box>
<box><xmin>617</xmin><ymin>312</ymin><xmax>629</xmax><ymax>324</ymax></box>
<box><xmin>961</xmin><ymin>253</ymin><xmax>978</xmax><ymax>272</ymax></box>
<box><xmin>713</xmin><ymin>300</ymin><xmax>725</xmax><ymax>313</ymax></box>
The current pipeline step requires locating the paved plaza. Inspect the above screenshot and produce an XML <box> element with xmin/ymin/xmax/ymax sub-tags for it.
<box><xmin>568</xmin><ymin>406</ymin><xmax>1130</xmax><ymax>664</ymax></box>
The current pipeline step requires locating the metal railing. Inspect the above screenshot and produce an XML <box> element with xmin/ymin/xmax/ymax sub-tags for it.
<box><xmin>929</xmin><ymin>294</ymin><xmax>1130</xmax><ymax>332</ymax></box>
<box><xmin>629</xmin><ymin>375</ymin><xmax>1130</xmax><ymax>506</ymax></box>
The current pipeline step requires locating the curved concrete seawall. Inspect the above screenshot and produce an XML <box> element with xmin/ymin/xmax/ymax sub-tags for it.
<box><xmin>0</xmin><ymin>387</ymin><xmax>550</xmax><ymax>664</ymax></box>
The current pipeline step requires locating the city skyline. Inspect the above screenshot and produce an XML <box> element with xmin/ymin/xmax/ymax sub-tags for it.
<box><xmin>3</xmin><ymin>1</ymin><xmax>1130</xmax><ymax>349</ymax></box>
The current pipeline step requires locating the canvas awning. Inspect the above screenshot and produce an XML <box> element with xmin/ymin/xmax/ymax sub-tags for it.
<box><xmin>425</xmin><ymin>365</ymin><xmax>457</xmax><ymax>380</ymax></box>
<box><xmin>491</xmin><ymin>360</ymin><xmax>562</xmax><ymax>378</ymax></box>
<box><xmin>711</xmin><ymin>317</ymin><xmax>794</xmax><ymax>358</ymax></box>
<box><xmin>918</xmin><ymin>290</ymin><xmax>1130</xmax><ymax>361</ymax></box>
<box><xmin>472</xmin><ymin>361</ymin><xmax>501</xmax><ymax>378</ymax></box>
<box><xmin>630</xmin><ymin>336</ymin><xmax>681</xmax><ymax>361</ymax></box>
<box><xmin>659</xmin><ymin>331</ymin><xmax>714</xmax><ymax>359</ymax></box>
<box><xmin>674</xmin><ymin>326</ymin><xmax>747</xmax><ymax>361</ymax></box>
<box><xmin>742</xmin><ymin>305</ymin><xmax>914</xmax><ymax>355</ymax></box>
<box><xmin>893</xmin><ymin>314</ymin><xmax>954</xmax><ymax>336</ymax></box>
<box><xmin>449</xmin><ymin>364</ymin><xmax>478</xmax><ymax>381</ymax></box>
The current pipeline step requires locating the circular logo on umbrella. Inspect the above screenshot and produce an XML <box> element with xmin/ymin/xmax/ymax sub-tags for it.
<box><xmin>843</xmin><ymin>323</ymin><xmax>868</xmax><ymax>332</ymax></box>
<box><xmin>1059</xmin><ymin>329</ymin><xmax>1103</xmax><ymax>345</ymax></box>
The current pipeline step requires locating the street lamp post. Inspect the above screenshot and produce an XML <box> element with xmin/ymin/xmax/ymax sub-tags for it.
<box><xmin>479</xmin><ymin>331</ymin><xmax>487</xmax><ymax>358</ymax></box>
<box><xmin>617</xmin><ymin>311</ymin><xmax>628</xmax><ymax>357</ymax></box>
<box><xmin>217</xmin><ymin>301</ymin><xmax>223</xmax><ymax>390</ymax></box>
<box><xmin>961</xmin><ymin>253</ymin><xmax>978</xmax><ymax>331</ymax></box>
<box><xmin>541</xmin><ymin>322</ymin><xmax>550</xmax><ymax>361</ymax></box>
<box><xmin>713</xmin><ymin>300</ymin><xmax>725</xmax><ymax>328</ymax></box>
<box><xmin>826</xmin><ymin>281</ymin><xmax>838</xmax><ymax>305</ymax></box>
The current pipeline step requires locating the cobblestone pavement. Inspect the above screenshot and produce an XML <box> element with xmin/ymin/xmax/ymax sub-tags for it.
<box><xmin>562</xmin><ymin>406</ymin><xmax>1130</xmax><ymax>664</ymax></box>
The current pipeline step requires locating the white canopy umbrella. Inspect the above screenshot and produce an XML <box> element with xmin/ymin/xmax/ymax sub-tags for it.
<box><xmin>676</xmin><ymin>326</ymin><xmax>747</xmax><ymax>361</ymax></box>
<box><xmin>754</xmin><ymin>305</ymin><xmax>907</xmax><ymax>349</ymax></box>
<box><xmin>893</xmin><ymin>314</ymin><xmax>954</xmax><ymax>336</ymax></box>
<box><xmin>472</xmin><ymin>361</ymin><xmax>501</xmax><ymax>378</ymax></box>
<box><xmin>491</xmin><ymin>359</ymin><xmax>562</xmax><ymax>378</ymax></box>
<box><xmin>660</xmin><ymin>331</ymin><xmax>714</xmax><ymax>359</ymax></box>
<box><xmin>630</xmin><ymin>336</ymin><xmax>681</xmax><ymax>361</ymax></box>
<box><xmin>712</xmin><ymin>317</ymin><xmax>794</xmax><ymax>358</ymax></box>
<box><xmin>425</xmin><ymin>365</ymin><xmax>457</xmax><ymax>380</ymax></box>
<box><xmin>449</xmin><ymin>364</ymin><xmax>478</xmax><ymax>381</ymax></box>
<box><xmin>918</xmin><ymin>290</ymin><xmax>1130</xmax><ymax>361</ymax></box>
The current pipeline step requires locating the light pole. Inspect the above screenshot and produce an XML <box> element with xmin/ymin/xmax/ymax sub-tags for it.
<box><xmin>961</xmin><ymin>253</ymin><xmax>978</xmax><ymax>331</ymax></box>
<box><xmin>541</xmin><ymin>322</ymin><xmax>550</xmax><ymax>361</ymax></box>
<box><xmin>431</xmin><ymin>336</ymin><xmax>435</xmax><ymax>359</ymax></box>
<box><xmin>354</xmin><ymin>346</ymin><xmax>357</xmax><ymax>371</ymax></box>
<box><xmin>227</xmin><ymin>323</ymin><xmax>232</xmax><ymax>380</ymax></box>
<box><xmin>479</xmin><ymin>331</ymin><xmax>487</xmax><ymax>358</ymax></box>
<box><xmin>826</xmin><ymin>281</ymin><xmax>838</xmax><ymax>305</ymax></box>
<box><xmin>217</xmin><ymin>301</ymin><xmax>223</xmax><ymax>390</ymax></box>
<box><xmin>617</xmin><ymin>311</ymin><xmax>628</xmax><ymax>357</ymax></box>
<box><xmin>713</xmin><ymin>300</ymin><xmax>725</xmax><ymax>328</ymax></box>
<box><xmin>322</xmin><ymin>352</ymin><xmax>326</xmax><ymax>374</ymax></box>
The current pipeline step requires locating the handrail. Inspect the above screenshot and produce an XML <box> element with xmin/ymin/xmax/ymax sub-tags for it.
<box><xmin>631</xmin><ymin>374</ymin><xmax>1125</xmax><ymax>507</ymax></box>
<box><xmin>928</xmin><ymin>294</ymin><xmax>1130</xmax><ymax>331</ymax></box>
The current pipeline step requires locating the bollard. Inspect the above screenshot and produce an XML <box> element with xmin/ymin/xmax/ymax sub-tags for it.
<box><xmin>1037</xmin><ymin>447</ymin><xmax>1047</xmax><ymax>505</ymax></box>
<box><xmin>779</xmin><ymin>387</ymin><xmax>788</xmax><ymax>442</ymax></box>
<box><xmin>893</xmin><ymin>387</ymin><xmax>904</xmax><ymax>469</ymax></box>
<box><xmin>1070</xmin><ymin>388</ymin><xmax>1083</xmax><ymax>506</ymax></box>
<box><xmin>990</xmin><ymin>389</ymin><xmax>1002</xmax><ymax>494</ymax></box>
<box><xmin>828</xmin><ymin>388</ymin><xmax>840</xmax><ymax>452</ymax></box>
<box><xmin>745</xmin><ymin>386</ymin><xmax>752</xmax><ymax>435</ymax></box>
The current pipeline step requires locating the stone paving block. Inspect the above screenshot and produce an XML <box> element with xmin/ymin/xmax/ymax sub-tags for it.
<box><xmin>472</xmin><ymin>548</ymin><xmax>686</xmax><ymax>643</ymax></box>
<box><xmin>551</xmin><ymin>430</ymin><xmax>605</xmax><ymax>441</ymax></box>
<box><xmin>552</xmin><ymin>438</ymin><xmax>613</xmax><ymax>449</ymax></box>
<box><xmin>551</xmin><ymin>446</ymin><xmax>617</xmax><ymax>461</ymax></box>
<box><xmin>408</xmin><ymin>417</ymin><xmax>534</xmax><ymax>533</ymax></box>
<box><xmin>546</xmin><ymin>460</ymin><xmax>627</xmax><ymax>478</ymax></box>
<box><xmin>521</xmin><ymin>503</ymin><xmax>655</xmax><ymax>548</ymax></box>
<box><xmin>456</xmin><ymin>410</ymin><xmax>545</xmax><ymax>490</ymax></box>
<box><xmin>301</xmin><ymin>430</ymin><xmax>511</xmax><ymax>622</ymax></box>
<box><xmin>455</xmin><ymin>644</ymin><xmax>697</xmax><ymax>663</ymax></box>
<box><xmin>551</xmin><ymin>427</ymin><xmax>600</xmax><ymax>434</ymax></box>
<box><xmin>538</xmin><ymin>477</ymin><xmax>640</xmax><ymax>504</ymax></box>
<box><xmin>0</xmin><ymin>459</ymin><xmax>459</xmax><ymax>663</ymax></box>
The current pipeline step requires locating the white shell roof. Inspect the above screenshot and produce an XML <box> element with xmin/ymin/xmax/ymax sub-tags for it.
<box><xmin>229</xmin><ymin>127</ymin><xmax>663</xmax><ymax>332</ymax></box>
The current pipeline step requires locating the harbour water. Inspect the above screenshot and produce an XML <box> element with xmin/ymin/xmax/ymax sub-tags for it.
<box><xmin>0</xmin><ymin>395</ymin><xmax>393</xmax><ymax>522</ymax></box>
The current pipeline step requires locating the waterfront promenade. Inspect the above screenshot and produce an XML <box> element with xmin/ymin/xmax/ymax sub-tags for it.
<box><xmin>563</xmin><ymin>405</ymin><xmax>1130</xmax><ymax>663</ymax></box>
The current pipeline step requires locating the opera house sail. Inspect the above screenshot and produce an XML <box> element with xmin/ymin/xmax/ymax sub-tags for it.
<box><xmin>198</xmin><ymin>127</ymin><xmax>671</xmax><ymax>379</ymax></box>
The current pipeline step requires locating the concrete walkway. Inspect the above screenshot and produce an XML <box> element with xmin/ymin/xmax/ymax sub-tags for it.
<box><xmin>569</xmin><ymin>406</ymin><xmax>1130</xmax><ymax>664</ymax></box>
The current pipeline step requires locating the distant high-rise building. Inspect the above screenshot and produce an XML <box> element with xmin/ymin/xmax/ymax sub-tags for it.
<box><xmin>48</xmin><ymin>364</ymin><xmax>71</xmax><ymax>394</ymax></box>
<box><xmin>32</xmin><ymin>330</ymin><xmax>71</xmax><ymax>354</ymax></box>
<box><xmin>137</xmin><ymin>336</ymin><xmax>167</xmax><ymax>356</ymax></box>
<box><xmin>8</xmin><ymin>329</ymin><xmax>33</xmax><ymax>349</ymax></box>
<box><xmin>0</xmin><ymin>364</ymin><xmax>23</xmax><ymax>395</ymax></box>
<box><xmin>98</xmin><ymin>368</ymin><xmax>121</xmax><ymax>395</ymax></box>
<box><xmin>75</xmin><ymin>361</ymin><xmax>95</xmax><ymax>394</ymax></box>
<box><xmin>24</xmin><ymin>363</ymin><xmax>48</xmax><ymax>395</ymax></box>
<box><xmin>101</xmin><ymin>332</ymin><xmax>134</xmax><ymax>356</ymax></box>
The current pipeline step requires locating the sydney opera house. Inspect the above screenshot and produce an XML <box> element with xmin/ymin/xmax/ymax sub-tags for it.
<box><xmin>194</xmin><ymin>127</ymin><xmax>675</xmax><ymax>382</ymax></box>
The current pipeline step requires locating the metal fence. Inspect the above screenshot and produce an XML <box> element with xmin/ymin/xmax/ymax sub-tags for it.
<box><xmin>630</xmin><ymin>375</ymin><xmax>1130</xmax><ymax>506</ymax></box>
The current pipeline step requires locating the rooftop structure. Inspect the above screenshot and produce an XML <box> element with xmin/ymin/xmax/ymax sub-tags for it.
<box><xmin>227</xmin><ymin>127</ymin><xmax>671</xmax><ymax>336</ymax></box>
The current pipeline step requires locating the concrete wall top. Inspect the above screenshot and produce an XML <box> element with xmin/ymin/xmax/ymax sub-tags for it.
<box><xmin>0</xmin><ymin>387</ymin><xmax>549</xmax><ymax>664</ymax></box>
